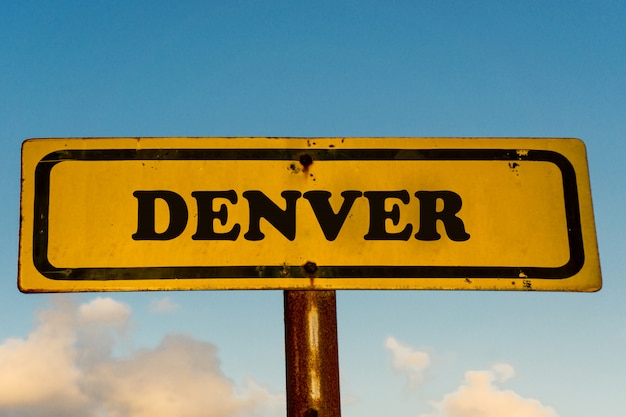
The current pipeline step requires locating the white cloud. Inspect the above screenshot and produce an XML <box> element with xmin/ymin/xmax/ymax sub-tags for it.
<box><xmin>84</xmin><ymin>334</ymin><xmax>281</xmax><ymax>417</ymax></box>
<box><xmin>385</xmin><ymin>336</ymin><xmax>431</xmax><ymax>384</ymax></box>
<box><xmin>491</xmin><ymin>362</ymin><xmax>515</xmax><ymax>383</ymax></box>
<box><xmin>419</xmin><ymin>363</ymin><xmax>559</xmax><ymax>417</ymax></box>
<box><xmin>0</xmin><ymin>296</ymin><xmax>283</xmax><ymax>417</ymax></box>
<box><xmin>149</xmin><ymin>297</ymin><xmax>179</xmax><ymax>313</ymax></box>
<box><xmin>0</xmin><ymin>297</ymin><xmax>89</xmax><ymax>416</ymax></box>
<box><xmin>79</xmin><ymin>297</ymin><xmax>131</xmax><ymax>324</ymax></box>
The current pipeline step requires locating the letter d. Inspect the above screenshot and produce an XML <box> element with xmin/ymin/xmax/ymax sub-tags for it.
<box><xmin>132</xmin><ymin>191</ymin><xmax>188</xmax><ymax>240</ymax></box>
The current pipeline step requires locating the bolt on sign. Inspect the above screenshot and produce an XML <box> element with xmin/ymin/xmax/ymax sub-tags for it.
<box><xmin>19</xmin><ymin>137</ymin><xmax>601</xmax><ymax>292</ymax></box>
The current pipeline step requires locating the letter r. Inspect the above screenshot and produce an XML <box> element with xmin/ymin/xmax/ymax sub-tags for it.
<box><xmin>414</xmin><ymin>191</ymin><xmax>470</xmax><ymax>241</ymax></box>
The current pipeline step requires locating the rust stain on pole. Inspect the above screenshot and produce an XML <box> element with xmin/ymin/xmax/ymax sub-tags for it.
<box><xmin>284</xmin><ymin>290</ymin><xmax>341</xmax><ymax>417</ymax></box>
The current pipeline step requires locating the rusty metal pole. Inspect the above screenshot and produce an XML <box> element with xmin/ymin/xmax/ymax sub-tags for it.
<box><xmin>284</xmin><ymin>290</ymin><xmax>341</xmax><ymax>417</ymax></box>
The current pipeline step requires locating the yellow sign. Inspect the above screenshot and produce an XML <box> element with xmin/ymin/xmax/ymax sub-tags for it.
<box><xmin>19</xmin><ymin>137</ymin><xmax>601</xmax><ymax>292</ymax></box>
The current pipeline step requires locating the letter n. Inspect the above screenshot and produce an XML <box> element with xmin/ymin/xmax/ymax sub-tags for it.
<box><xmin>242</xmin><ymin>191</ymin><xmax>301</xmax><ymax>241</ymax></box>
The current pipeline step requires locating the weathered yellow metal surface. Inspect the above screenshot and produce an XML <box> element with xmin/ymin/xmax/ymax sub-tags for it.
<box><xmin>19</xmin><ymin>137</ymin><xmax>601</xmax><ymax>292</ymax></box>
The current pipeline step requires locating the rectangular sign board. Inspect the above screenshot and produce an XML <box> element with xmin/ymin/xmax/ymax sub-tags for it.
<box><xmin>19</xmin><ymin>137</ymin><xmax>601</xmax><ymax>292</ymax></box>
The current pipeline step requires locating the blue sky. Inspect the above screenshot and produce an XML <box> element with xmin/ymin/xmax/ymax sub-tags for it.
<box><xmin>1</xmin><ymin>1</ymin><xmax>625</xmax><ymax>416</ymax></box>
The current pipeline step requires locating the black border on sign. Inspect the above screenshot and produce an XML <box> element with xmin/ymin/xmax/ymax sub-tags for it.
<box><xmin>32</xmin><ymin>148</ymin><xmax>584</xmax><ymax>281</ymax></box>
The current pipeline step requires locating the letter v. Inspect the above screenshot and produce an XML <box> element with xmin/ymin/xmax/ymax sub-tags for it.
<box><xmin>303</xmin><ymin>191</ymin><xmax>362</xmax><ymax>241</ymax></box>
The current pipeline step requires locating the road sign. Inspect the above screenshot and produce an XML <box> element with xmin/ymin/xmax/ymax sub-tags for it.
<box><xmin>19</xmin><ymin>137</ymin><xmax>601</xmax><ymax>292</ymax></box>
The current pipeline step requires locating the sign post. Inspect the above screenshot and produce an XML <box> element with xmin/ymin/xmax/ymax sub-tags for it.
<box><xmin>284</xmin><ymin>290</ymin><xmax>341</xmax><ymax>417</ymax></box>
<box><xmin>19</xmin><ymin>137</ymin><xmax>602</xmax><ymax>417</ymax></box>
